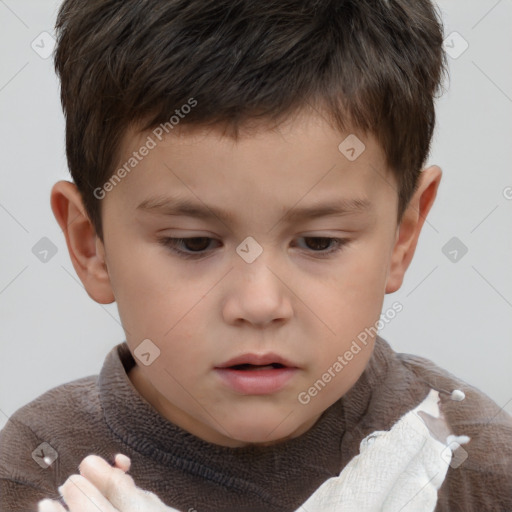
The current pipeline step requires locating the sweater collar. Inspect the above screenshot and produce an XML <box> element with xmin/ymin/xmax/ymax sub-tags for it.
<box><xmin>99</xmin><ymin>335</ymin><xmax>395</xmax><ymax>496</ymax></box>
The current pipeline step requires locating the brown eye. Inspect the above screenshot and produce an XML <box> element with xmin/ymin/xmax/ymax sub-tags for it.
<box><xmin>303</xmin><ymin>237</ymin><xmax>332</xmax><ymax>251</ymax></box>
<box><xmin>158</xmin><ymin>237</ymin><xmax>220</xmax><ymax>259</ymax></box>
<box><xmin>181</xmin><ymin>237</ymin><xmax>211</xmax><ymax>251</ymax></box>
<box><xmin>159</xmin><ymin>236</ymin><xmax>349</xmax><ymax>261</ymax></box>
<box><xmin>293</xmin><ymin>237</ymin><xmax>350</xmax><ymax>258</ymax></box>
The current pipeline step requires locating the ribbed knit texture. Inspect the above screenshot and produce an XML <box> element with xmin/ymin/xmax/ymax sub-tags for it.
<box><xmin>1</xmin><ymin>335</ymin><xmax>511</xmax><ymax>511</ymax></box>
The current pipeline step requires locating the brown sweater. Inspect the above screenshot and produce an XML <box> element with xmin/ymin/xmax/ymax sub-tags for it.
<box><xmin>1</xmin><ymin>335</ymin><xmax>511</xmax><ymax>512</ymax></box>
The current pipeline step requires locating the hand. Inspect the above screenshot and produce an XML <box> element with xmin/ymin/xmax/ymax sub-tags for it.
<box><xmin>37</xmin><ymin>454</ymin><xmax>179</xmax><ymax>512</ymax></box>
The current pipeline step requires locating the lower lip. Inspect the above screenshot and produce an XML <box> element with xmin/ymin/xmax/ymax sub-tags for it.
<box><xmin>214</xmin><ymin>367</ymin><xmax>298</xmax><ymax>395</ymax></box>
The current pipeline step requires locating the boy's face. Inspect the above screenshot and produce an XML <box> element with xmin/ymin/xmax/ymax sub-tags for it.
<box><xmin>58</xmin><ymin>110</ymin><xmax>440</xmax><ymax>447</ymax></box>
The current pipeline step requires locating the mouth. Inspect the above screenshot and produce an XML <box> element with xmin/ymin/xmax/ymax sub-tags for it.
<box><xmin>214</xmin><ymin>356</ymin><xmax>298</xmax><ymax>395</ymax></box>
<box><xmin>215</xmin><ymin>352</ymin><xmax>297</xmax><ymax>370</ymax></box>
<box><xmin>227</xmin><ymin>363</ymin><xmax>287</xmax><ymax>371</ymax></box>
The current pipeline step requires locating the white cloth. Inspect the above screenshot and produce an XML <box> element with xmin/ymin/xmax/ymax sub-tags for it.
<box><xmin>294</xmin><ymin>389</ymin><xmax>470</xmax><ymax>512</ymax></box>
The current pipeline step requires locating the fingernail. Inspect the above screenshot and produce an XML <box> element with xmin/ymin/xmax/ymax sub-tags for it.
<box><xmin>115</xmin><ymin>453</ymin><xmax>131</xmax><ymax>467</ymax></box>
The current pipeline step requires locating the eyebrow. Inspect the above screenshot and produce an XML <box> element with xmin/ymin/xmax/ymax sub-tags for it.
<box><xmin>136</xmin><ymin>195</ymin><xmax>373</xmax><ymax>224</ymax></box>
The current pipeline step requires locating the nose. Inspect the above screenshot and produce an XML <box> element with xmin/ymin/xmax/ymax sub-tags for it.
<box><xmin>222</xmin><ymin>252</ymin><xmax>293</xmax><ymax>327</ymax></box>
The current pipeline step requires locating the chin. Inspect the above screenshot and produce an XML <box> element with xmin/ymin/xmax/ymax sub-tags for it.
<box><xmin>230</xmin><ymin>431</ymin><xmax>290</xmax><ymax>447</ymax></box>
<box><xmin>222</xmin><ymin>416</ymin><xmax>305</xmax><ymax>447</ymax></box>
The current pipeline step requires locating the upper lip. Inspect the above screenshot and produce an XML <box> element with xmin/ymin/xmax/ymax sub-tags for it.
<box><xmin>215</xmin><ymin>353</ymin><xmax>298</xmax><ymax>369</ymax></box>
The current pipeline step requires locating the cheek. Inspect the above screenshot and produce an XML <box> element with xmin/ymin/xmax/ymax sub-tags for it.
<box><xmin>306</xmin><ymin>248</ymin><xmax>388</xmax><ymax>336</ymax></box>
<box><xmin>107</xmin><ymin>240</ymin><xmax>202</xmax><ymax>337</ymax></box>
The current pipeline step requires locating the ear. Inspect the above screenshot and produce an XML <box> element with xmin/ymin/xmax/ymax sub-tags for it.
<box><xmin>385</xmin><ymin>165</ymin><xmax>442</xmax><ymax>294</ymax></box>
<box><xmin>50</xmin><ymin>180</ymin><xmax>115</xmax><ymax>304</ymax></box>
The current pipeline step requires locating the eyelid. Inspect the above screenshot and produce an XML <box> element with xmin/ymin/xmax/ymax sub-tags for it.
<box><xmin>157</xmin><ymin>235</ymin><xmax>351</xmax><ymax>260</ymax></box>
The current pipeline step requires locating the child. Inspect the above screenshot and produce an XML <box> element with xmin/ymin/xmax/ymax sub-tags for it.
<box><xmin>1</xmin><ymin>0</ymin><xmax>511</xmax><ymax>511</ymax></box>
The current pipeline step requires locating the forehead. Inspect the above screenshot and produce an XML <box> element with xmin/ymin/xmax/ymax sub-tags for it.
<box><xmin>109</xmin><ymin>112</ymin><xmax>396</xmax><ymax>222</ymax></box>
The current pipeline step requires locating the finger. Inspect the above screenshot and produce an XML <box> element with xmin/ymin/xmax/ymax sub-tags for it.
<box><xmin>79</xmin><ymin>454</ymin><xmax>139</xmax><ymax>498</ymax></box>
<box><xmin>59</xmin><ymin>474</ymin><xmax>119</xmax><ymax>512</ymax></box>
<box><xmin>78</xmin><ymin>455</ymin><xmax>174</xmax><ymax>511</ymax></box>
<box><xmin>38</xmin><ymin>499</ymin><xmax>67</xmax><ymax>512</ymax></box>
<box><xmin>114</xmin><ymin>453</ymin><xmax>131</xmax><ymax>473</ymax></box>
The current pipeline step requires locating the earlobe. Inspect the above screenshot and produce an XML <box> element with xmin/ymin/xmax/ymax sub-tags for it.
<box><xmin>50</xmin><ymin>180</ymin><xmax>115</xmax><ymax>304</ymax></box>
<box><xmin>385</xmin><ymin>165</ymin><xmax>442</xmax><ymax>294</ymax></box>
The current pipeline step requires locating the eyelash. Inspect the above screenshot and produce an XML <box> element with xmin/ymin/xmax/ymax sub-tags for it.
<box><xmin>157</xmin><ymin>236</ymin><xmax>350</xmax><ymax>260</ymax></box>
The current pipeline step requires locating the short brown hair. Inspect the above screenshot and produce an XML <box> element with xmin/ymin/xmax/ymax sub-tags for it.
<box><xmin>54</xmin><ymin>0</ymin><xmax>447</xmax><ymax>241</ymax></box>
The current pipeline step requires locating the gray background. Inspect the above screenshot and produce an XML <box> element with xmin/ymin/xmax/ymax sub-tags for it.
<box><xmin>1</xmin><ymin>0</ymin><xmax>511</xmax><ymax>431</ymax></box>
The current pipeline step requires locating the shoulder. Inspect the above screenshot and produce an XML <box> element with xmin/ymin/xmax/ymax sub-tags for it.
<box><xmin>0</xmin><ymin>374</ymin><xmax>101</xmax><ymax>493</ymax></box>
<box><xmin>4</xmin><ymin>373</ymin><xmax>101</xmax><ymax>434</ymax></box>
<box><xmin>396</xmin><ymin>350</ymin><xmax>512</xmax><ymax>436</ymax></box>
<box><xmin>396</xmin><ymin>351</ymin><xmax>512</xmax><ymax>510</ymax></box>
